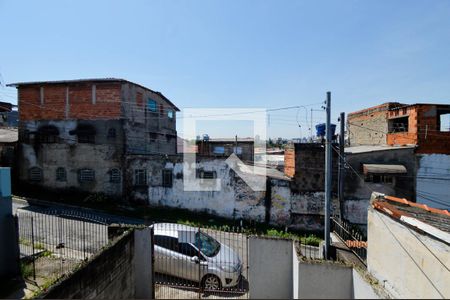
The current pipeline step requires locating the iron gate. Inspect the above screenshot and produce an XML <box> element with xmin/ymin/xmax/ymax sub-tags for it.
<box><xmin>152</xmin><ymin>223</ymin><xmax>249</xmax><ymax>299</ymax></box>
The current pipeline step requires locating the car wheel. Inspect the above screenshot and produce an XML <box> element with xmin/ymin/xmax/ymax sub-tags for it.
<box><xmin>202</xmin><ymin>274</ymin><xmax>222</xmax><ymax>290</ymax></box>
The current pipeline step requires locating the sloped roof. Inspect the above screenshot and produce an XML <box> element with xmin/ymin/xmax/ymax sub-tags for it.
<box><xmin>372</xmin><ymin>195</ymin><xmax>450</xmax><ymax>243</ymax></box>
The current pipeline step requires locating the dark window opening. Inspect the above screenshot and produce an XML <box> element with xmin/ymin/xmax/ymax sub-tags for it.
<box><xmin>197</xmin><ymin>170</ymin><xmax>216</xmax><ymax>179</ymax></box>
<box><xmin>107</xmin><ymin>128</ymin><xmax>116</xmax><ymax>139</ymax></box>
<box><xmin>56</xmin><ymin>167</ymin><xmax>66</xmax><ymax>182</ymax></box>
<box><xmin>110</xmin><ymin>168</ymin><xmax>121</xmax><ymax>183</ymax></box>
<box><xmin>388</xmin><ymin>116</ymin><xmax>409</xmax><ymax>133</ymax></box>
<box><xmin>149</xmin><ymin>132</ymin><xmax>158</xmax><ymax>142</ymax></box>
<box><xmin>364</xmin><ymin>174</ymin><xmax>394</xmax><ymax>185</ymax></box>
<box><xmin>134</xmin><ymin>169</ymin><xmax>147</xmax><ymax>186</ymax></box>
<box><xmin>162</xmin><ymin>169</ymin><xmax>173</xmax><ymax>187</ymax></box>
<box><xmin>29</xmin><ymin>167</ymin><xmax>43</xmax><ymax>182</ymax></box>
<box><xmin>37</xmin><ymin>125</ymin><xmax>59</xmax><ymax>143</ymax></box>
<box><xmin>74</xmin><ymin>125</ymin><xmax>96</xmax><ymax>144</ymax></box>
<box><xmin>78</xmin><ymin>168</ymin><xmax>95</xmax><ymax>182</ymax></box>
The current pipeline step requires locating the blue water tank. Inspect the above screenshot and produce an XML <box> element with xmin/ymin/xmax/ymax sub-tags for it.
<box><xmin>315</xmin><ymin>123</ymin><xmax>336</xmax><ymax>137</ymax></box>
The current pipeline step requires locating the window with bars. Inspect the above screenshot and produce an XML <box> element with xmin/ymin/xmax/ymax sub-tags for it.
<box><xmin>110</xmin><ymin>168</ymin><xmax>121</xmax><ymax>183</ymax></box>
<box><xmin>29</xmin><ymin>167</ymin><xmax>43</xmax><ymax>182</ymax></box>
<box><xmin>78</xmin><ymin>168</ymin><xmax>95</xmax><ymax>182</ymax></box>
<box><xmin>38</xmin><ymin>125</ymin><xmax>59</xmax><ymax>143</ymax></box>
<box><xmin>56</xmin><ymin>167</ymin><xmax>66</xmax><ymax>182</ymax></box>
<box><xmin>134</xmin><ymin>169</ymin><xmax>147</xmax><ymax>186</ymax></box>
<box><xmin>197</xmin><ymin>170</ymin><xmax>216</xmax><ymax>179</ymax></box>
<box><xmin>162</xmin><ymin>169</ymin><xmax>173</xmax><ymax>187</ymax></box>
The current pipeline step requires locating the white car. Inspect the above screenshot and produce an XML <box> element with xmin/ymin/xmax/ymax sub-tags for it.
<box><xmin>151</xmin><ymin>223</ymin><xmax>242</xmax><ymax>290</ymax></box>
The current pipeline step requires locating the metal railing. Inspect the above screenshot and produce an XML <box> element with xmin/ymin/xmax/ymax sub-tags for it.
<box><xmin>330</xmin><ymin>217</ymin><xmax>367</xmax><ymax>264</ymax></box>
<box><xmin>15</xmin><ymin>208</ymin><xmax>109</xmax><ymax>283</ymax></box>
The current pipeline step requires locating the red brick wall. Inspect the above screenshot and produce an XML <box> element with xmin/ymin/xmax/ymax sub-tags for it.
<box><xmin>284</xmin><ymin>148</ymin><xmax>295</xmax><ymax>177</ymax></box>
<box><xmin>19</xmin><ymin>83</ymin><xmax>122</xmax><ymax>121</ymax></box>
<box><xmin>136</xmin><ymin>92</ymin><xmax>143</xmax><ymax>107</ymax></box>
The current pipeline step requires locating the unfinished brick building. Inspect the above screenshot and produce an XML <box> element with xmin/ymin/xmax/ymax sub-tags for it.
<box><xmin>8</xmin><ymin>78</ymin><xmax>179</xmax><ymax>199</ymax></box>
<box><xmin>347</xmin><ymin>102</ymin><xmax>450</xmax><ymax>211</ymax></box>
<box><xmin>348</xmin><ymin>102</ymin><xmax>450</xmax><ymax>154</ymax></box>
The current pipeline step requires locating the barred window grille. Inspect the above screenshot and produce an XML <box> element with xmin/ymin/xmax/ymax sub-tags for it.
<box><xmin>78</xmin><ymin>168</ymin><xmax>95</xmax><ymax>182</ymax></box>
<box><xmin>29</xmin><ymin>167</ymin><xmax>43</xmax><ymax>182</ymax></box>
<box><xmin>198</xmin><ymin>170</ymin><xmax>216</xmax><ymax>179</ymax></box>
<box><xmin>56</xmin><ymin>167</ymin><xmax>66</xmax><ymax>182</ymax></box>
<box><xmin>110</xmin><ymin>168</ymin><xmax>121</xmax><ymax>183</ymax></box>
<box><xmin>134</xmin><ymin>169</ymin><xmax>147</xmax><ymax>186</ymax></box>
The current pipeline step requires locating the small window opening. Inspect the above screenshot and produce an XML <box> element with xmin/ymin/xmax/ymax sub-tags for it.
<box><xmin>162</xmin><ymin>169</ymin><xmax>173</xmax><ymax>187</ymax></box>
<box><xmin>78</xmin><ymin>168</ymin><xmax>95</xmax><ymax>182</ymax></box>
<box><xmin>389</xmin><ymin>116</ymin><xmax>409</xmax><ymax>133</ymax></box>
<box><xmin>56</xmin><ymin>167</ymin><xmax>66</xmax><ymax>181</ymax></box>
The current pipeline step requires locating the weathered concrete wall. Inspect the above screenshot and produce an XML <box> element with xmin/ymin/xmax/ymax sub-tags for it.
<box><xmin>143</xmin><ymin>156</ymin><xmax>338</xmax><ymax>229</ymax></box>
<box><xmin>416</xmin><ymin>154</ymin><xmax>450</xmax><ymax>210</ymax></box>
<box><xmin>147</xmin><ymin>158</ymin><xmax>267</xmax><ymax>222</ymax></box>
<box><xmin>293</xmin><ymin>241</ymin><xmax>381</xmax><ymax>299</ymax></box>
<box><xmin>367</xmin><ymin>208</ymin><xmax>450</xmax><ymax>298</ymax></box>
<box><xmin>342</xmin><ymin>147</ymin><xmax>416</xmax><ymax>229</ymax></box>
<box><xmin>19</xmin><ymin>120</ymin><xmax>124</xmax><ymax>196</ymax></box>
<box><xmin>289</xmin><ymin>143</ymin><xmax>338</xmax><ymax>193</ymax></box>
<box><xmin>42</xmin><ymin>231</ymin><xmax>136</xmax><ymax>299</ymax></box>
<box><xmin>347</xmin><ymin>102</ymin><xmax>408</xmax><ymax>146</ymax></box>
<box><xmin>248</xmin><ymin>237</ymin><xmax>293</xmax><ymax>299</ymax></box>
<box><xmin>352</xmin><ymin>269</ymin><xmax>380</xmax><ymax>299</ymax></box>
<box><xmin>348</xmin><ymin>104</ymin><xmax>392</xmax><ymax>146</ymax></box>
<box><xmin>294</xmin><ymin>260</ymin><xmax>353</xmax><ymax>299</ymax></box>
<box><xmin>134</xmin><ymin>227</ymin><xmax>153</xmax><ymax>299</ymax></box>
<box><xmin>342</xmin><ymin>199</ymin><xmax>370</xmax><ymax>225</ymax></box>
<box><xmin>122</xmin><ymin>83</ymin><xmax>177</xmax><ymax>155</ymax></box>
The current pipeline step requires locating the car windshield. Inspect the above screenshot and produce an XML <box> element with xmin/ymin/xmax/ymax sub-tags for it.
<box><xmin>194</xmin><ymin>232</ymin><xmax>220</xmax><ymax>257</ymax></box>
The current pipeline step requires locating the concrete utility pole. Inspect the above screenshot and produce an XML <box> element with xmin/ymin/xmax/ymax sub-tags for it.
<box><xmin>324</xmin><ymin>92</ymin><xmax>332</xmax><ymax>259</ymax></box>
<box><xmin>338</xmin><ymin>112</ymin><xmax>345</xmax><ymax>220</ymax></box>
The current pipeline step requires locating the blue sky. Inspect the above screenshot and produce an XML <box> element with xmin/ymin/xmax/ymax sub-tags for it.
<box><xmin>1</xmin><ymin>0</ymin><xmax>450</xmax><ymax>138</ymax></box>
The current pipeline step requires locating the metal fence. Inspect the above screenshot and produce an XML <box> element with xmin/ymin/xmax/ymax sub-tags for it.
<box><xmin>295</xmin><ymin>238</ymin><xmax>323</xmax><ymax>260</ymax></box>
<box><xmin>15</xmin><ymin>208</ymin><xmax>109</xmax><ymax>283</ymax></box>
<box><xmin>152</xmin><ymin>223</ymin><xmax>249</xmax><ymax>299</ymax></box>
<box><xmin>330</xmin><ymin>217</ymin><xmax>367</xmax><ymax>264</ymax></box>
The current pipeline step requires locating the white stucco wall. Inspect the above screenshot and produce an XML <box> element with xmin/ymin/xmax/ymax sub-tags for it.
<box><xmin>149</xmin><ymin>159</ymin><xmax>267</xmax><ymax>222</ymax></box>
<box><xmin>249</xmin><ymin>237</ymin><xmax>293</xmax><ymax>299</ymax></box>
<box><xmin>367</xmin><ymin>208</ymin><xmax>450</xmax><ymax>299</ymax></box>
<box><xmin>352</xmin><ymin>269</ymin><xmax>380</xmax><ymax>299</ymax></box>
<box><xmin>416</xmin><ymin>154</ymin><xmax>450</xmax><ymax>210</ymax></box>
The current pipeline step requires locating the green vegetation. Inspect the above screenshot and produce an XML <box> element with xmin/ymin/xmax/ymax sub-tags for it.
<box><xmin>20</xmin><ymin>261</ymin><xmax>34</xmax><ymax>279</ymax></box>
<box><xmin>266</xmin><ymin>229</ymin><xmax>321</xmax><ymax>246</ymax></box>
<box><xmin>19</xmin><ymin>238</ymin><xmax>32</xmax><ymax>247</ymax></box>
<box><xmin>34</xmin><ymin>242</ymin><xmax>45</xmax><ymax>250</ymax></box>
